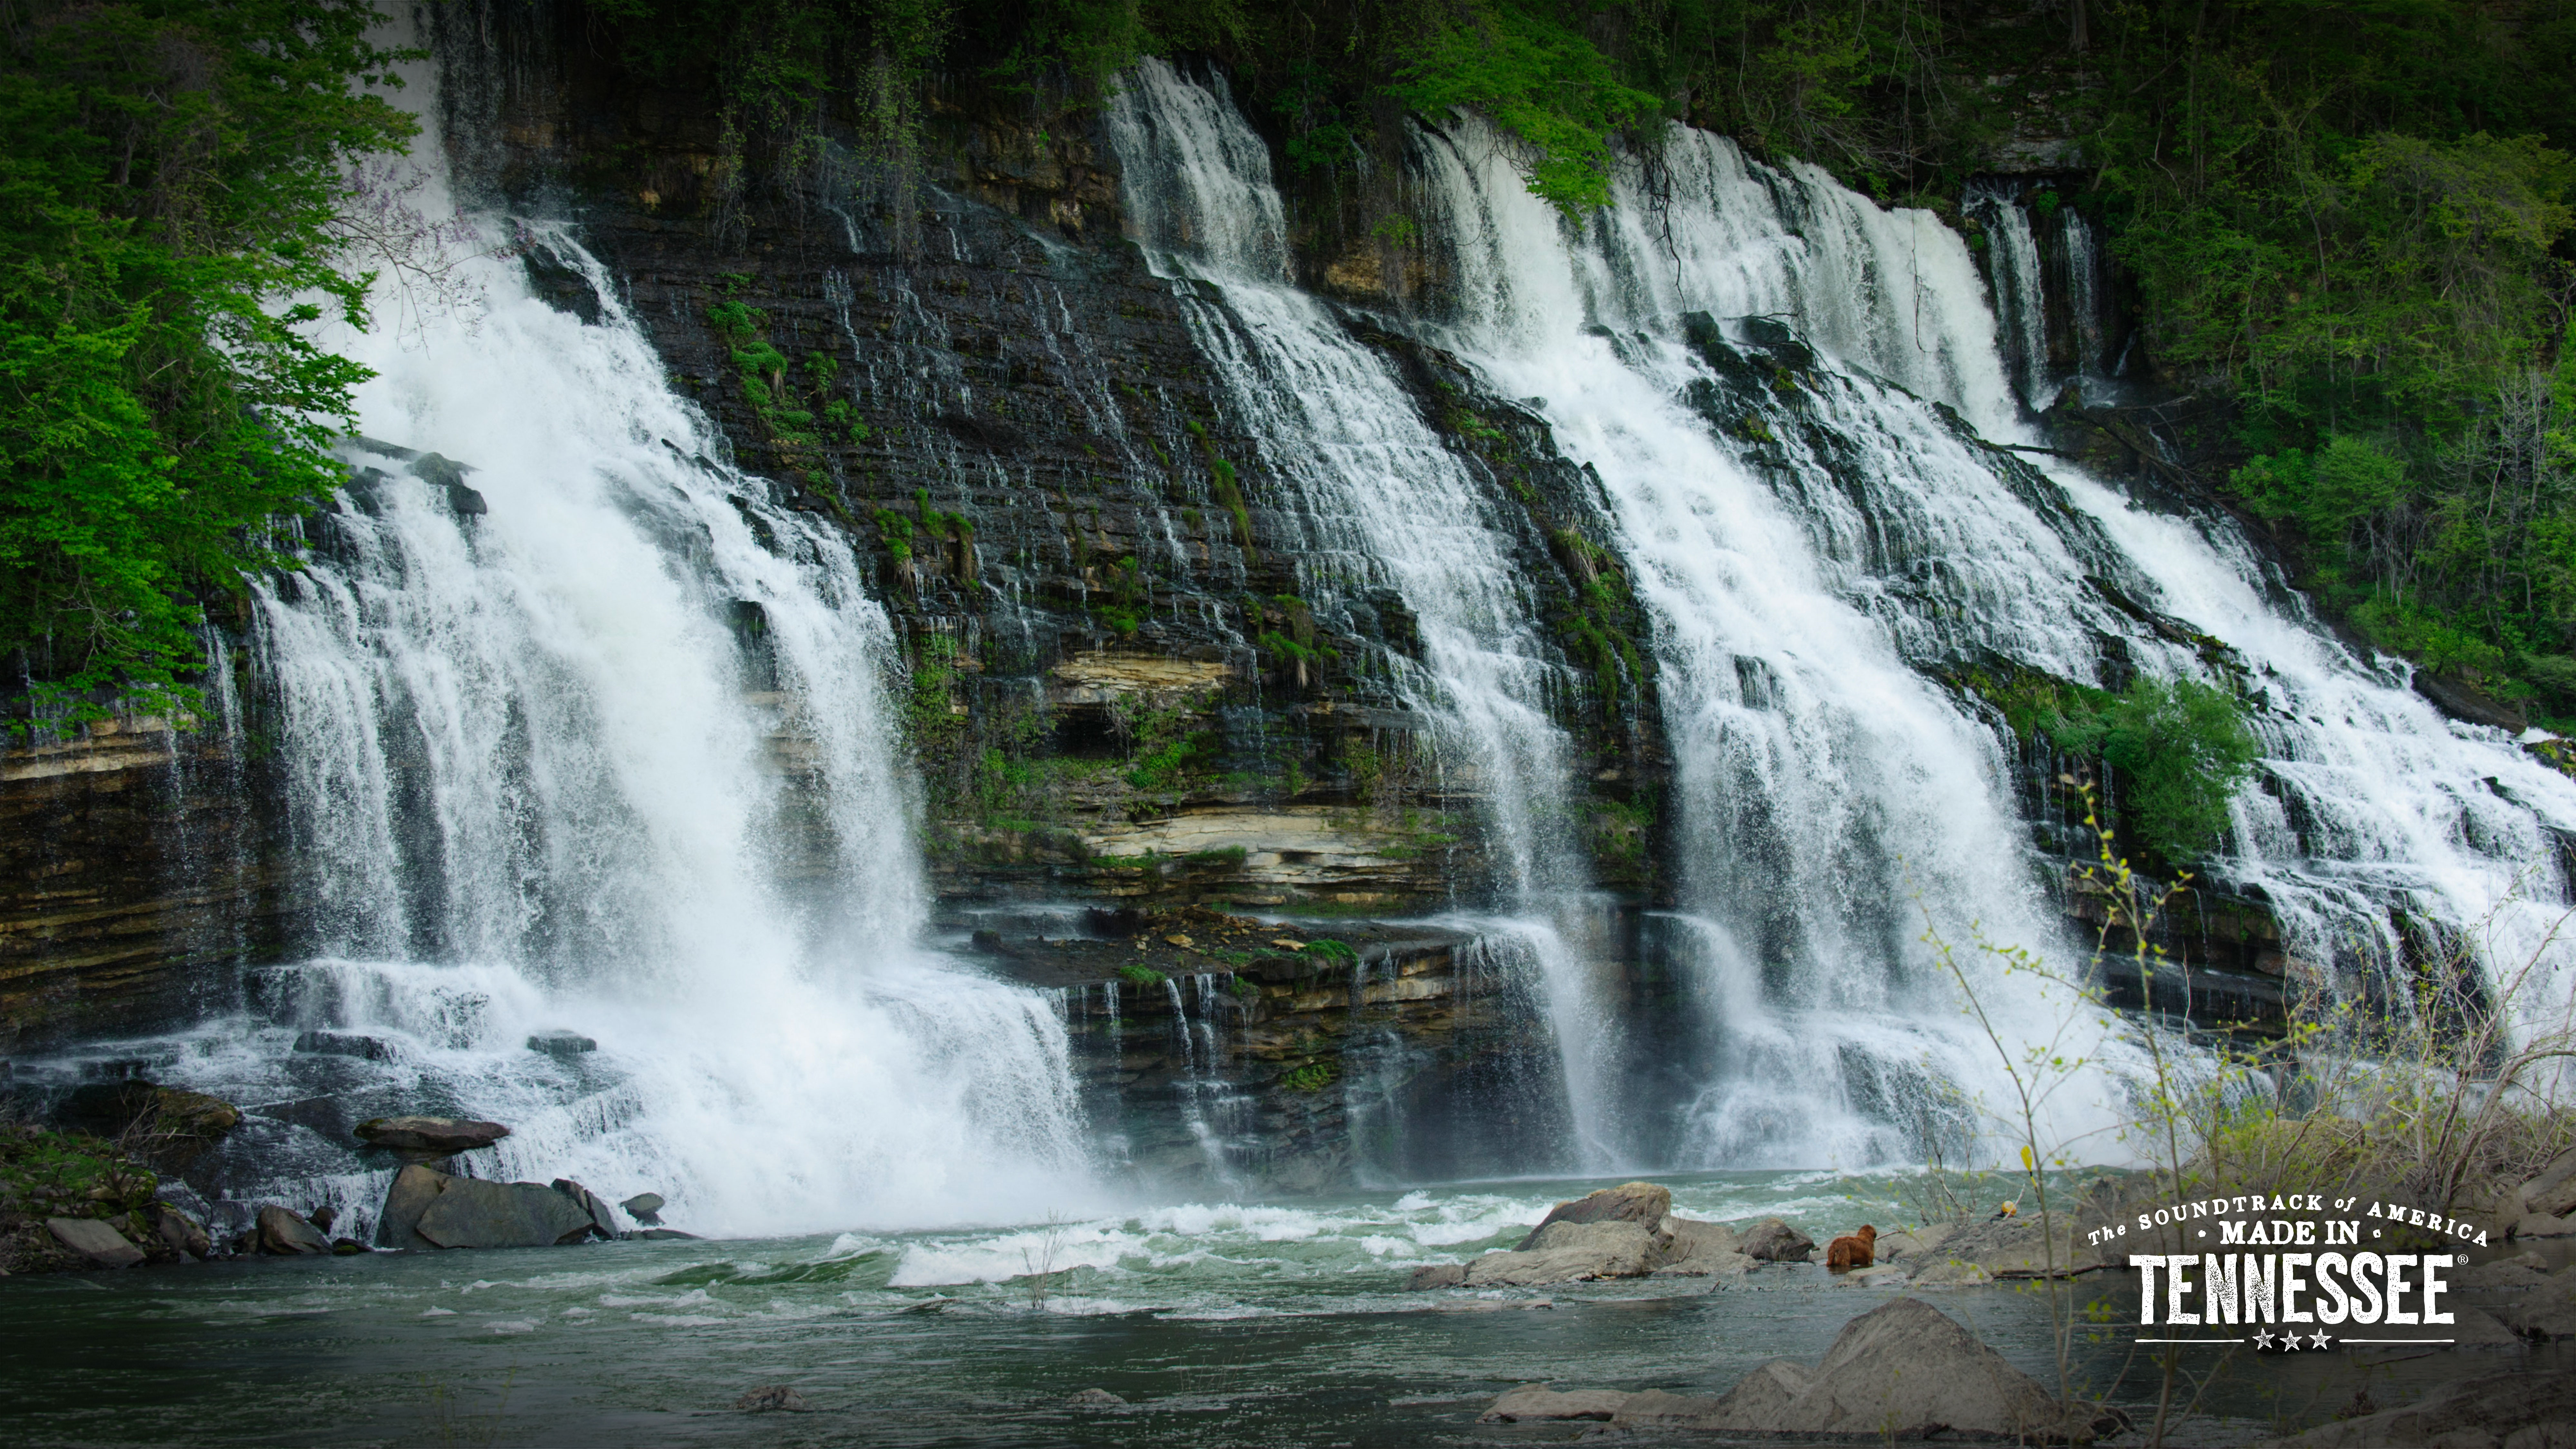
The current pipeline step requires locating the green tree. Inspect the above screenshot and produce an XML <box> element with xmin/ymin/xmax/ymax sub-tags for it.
<box><xmin>0</xmin><ymin>0</ymin><xmax>413</xmax><ymax>730</ymax></box>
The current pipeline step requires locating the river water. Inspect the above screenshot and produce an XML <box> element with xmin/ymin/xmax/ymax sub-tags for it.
<box><xmin>4</xmin><ymin>1169</ymin><xmax>2526</xmax><ymax>1446</ymax></box>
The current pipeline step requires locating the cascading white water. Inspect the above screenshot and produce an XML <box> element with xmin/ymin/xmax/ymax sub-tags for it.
<box><xmin>1412</xmin><ymin>118</ymin><xmax>2576</xmax><ymax>1149</ymax></box>
<box><xmin>1967</xmin><ymin>185</ymin><xmax>2055</xmax><ymax>412</ymax></box>
<box><xmin>181</xmin><ymin>51</ymin><xmax>1096</xmax><ymax>1236</ymax></box>
<box><xmin>1101</xmin><ymin>61</ymin><xmax>1627</xmax><ymax>1167</ymax></box>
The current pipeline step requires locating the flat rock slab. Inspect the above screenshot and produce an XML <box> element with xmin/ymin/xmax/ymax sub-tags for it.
<box><xmin>1480</xmin><ymin>1386</ymin><xmax>1631</xmax><ymax>1423</ymax></box>
<box><xmin>1467</xmin><ymin>1220</ymin><xmax>1655</xmax><ymax>1286</ymax></box>
<box><xmin>414</xmin><ymin>1177</ymin><xmax>597</xmax><ymax>1250</ymax></box>
<box><xmin>2258</xmin><ymin>1368</ymin><xmax>2576</xmax><ymax>1447</ymax></box>
<box><xmin>48</xmin><ymin>1217</ymin><xmax>145</xmax><ymax>1268</ymax></box>
<box><xmin>356</xmin><ymin>1115</ymin><xmax>510</xmax><ymax>1153</ymax></box>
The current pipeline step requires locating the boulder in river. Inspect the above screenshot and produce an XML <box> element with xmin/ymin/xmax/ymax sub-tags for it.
<box><xmin>48</xmin><ymin>1217</ymin><xmax>145</xmax><ymax>1268</ymax></box>
<box><xmin>525</xmin><ymin>1030</ymin><xmax>596</xmax><ymax>1059</ymax></box>
<box><xmin>150</xmin><ymin>1205</ymin><xmax>210</xmax><ymax>1258</ymax></box>
<box><xmin>2524</xmin><ymin>1148</ymin><xmax>2576</xmax><ymax>1221</ymax></box>
<box><xmin>1406</xmin><ymin>1263</ymin><xmax>1467</xmax><ymax>1290</ymax></box>
<box><xmin>2499</xmin><ymin>1266</ymin><xmax>2576</xmax><ymax>1338</ymax></box>
<box><xmin>1066</xmin><ymin>1387</ymin><xmax>1127</xmax><ymax>1406</ymax></box>
<box><xmin>1479</xmin><ymin>1386</ymin><xmax>1631</xmax><ymax>1423</ymax></box>
<box><xmin>256</xmin><ymin>1204</ymin><xmax>332</xmax><ymax>1255</ymax></box>
<box><xmin>1738</xmin><ymin>1216</ymin><xmax>1815</xmax><ymax>1262</ymax></box>
<box><xmin>551</xmin><ymin>1179</ymin><xmax>619</xmax><ymax>1241</ymax></box>
<box><xmin>1613</xmin><ymin>1297</ymin><xmax>2119</xmax><ymax>1442</ymax></box>
<box><xmin>354</xmin><ymin>1116</ymin><xmax>510</xmax><ymax>1153</ymax></box>
<box><xmin>413</xmin><ymin>1177</ymin><xmax>599</xmax><ymax>1250</ymax></box>
<box><xmin>1650</xmin><ymin>1216</ymin><xmax>1747</xmax><ymax>1276</ymax></box>
<box><xmin>1514</xmin><ymin>1182</ymin><xmax>1673</xmax><ymax>1248</ymax></box>
<box><xmin>377</xmin><ymin>1163</ymin><xmax>449</xmax><ymax>1250</ymax></box>
<box><xmin>734</xmin><ymin>1385</ymin><xmax>810</xmax><ymax>1413</ymax></box>
<box><xmin>1465</xmin><ymin>1219</ymin><xmax>1656</xmax><ymax>1286</ymax></box>
<box><xmin>620</xmin><ymin>1192</ymin><xmax>666</xmax><ymax>1225</ymax></box>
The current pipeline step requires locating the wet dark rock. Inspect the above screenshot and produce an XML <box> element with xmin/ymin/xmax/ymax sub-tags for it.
<box><xmin>256</xmin><ymin>1204</ymin><xmax>332</xmax><ymax>1255</ymax></box>
<box><xmin>1066</xmin><ymin>1388</ymin><xmax>1126</xmax><ymax>1406</ymax></box>
<box><xmin>355</xmin><ymin>1116</ymin><xmax>510</xmax><ymax>1153</ymax></box>
<box><xmin>1516</xmin><ymin>1181</ymin><xmax>1673</xmax><ymax>1249</ymax></box>
<box><xmin>308</xmin><ymin>1205</ymin><xmax>336</xmax><ymax>1233</ymax></box>
<box><xmin>552</xmin><ymin>1178</ymin><xmax>619</xmax><ymax>1241</ymax></box>
<box><xmin>525</xmin><ymin>1030</ymin><xmax>596</xmax><ymax>1058</ymax></box>
<box><xmin>735</xmin><ymin>1385</ymin><xmax>810</xmax><ymax>1413</ymax></box>
<box><xmin>150</xmin><ymin>1204</ymin><xmax>210</xmax><ymax>1258</ymax></box>
<box><xmin>413</xmin><ymin>1177</ymin><xmax>598</xmax><ymax>1250</ymax></box>
<box><xmin>47</xmin><ymin>1216</ymin><xmax>145</xmax><ymax>1268</ymax></box>
<box><xmin>293</xmin><ymin>1030</ymin><xmax>396</xmax><ymax>1061</ymax></box>
<box><xmin>630</xmin><ymin>1227</ymin><xmax>700</xmax><ymax>1241</ymax></box>
<box><xmin>620</xmin><ymin>1191</ymin><xmax>665</xmax><ymax>1225</ymax></box>
<box><xmin>331</xmin><ymin>1238</ymin><xmax>367</xmax><ymax>1255</ymax></box>
<box><xmin>376</xmin><ymin>1163</ymin><xmax>450</xmax><ymax>1251</ymax></box>
<box><xmin>1738</xmin><ymin>1217</ymin><xmax>1815</xmax><ymax>1262</ymax></box>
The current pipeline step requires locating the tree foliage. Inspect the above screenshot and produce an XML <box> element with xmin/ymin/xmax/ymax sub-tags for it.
<box><xmin>0</xmin><ymin>0</ymin><xmax>412</xmax><ymax>728</ymax></box>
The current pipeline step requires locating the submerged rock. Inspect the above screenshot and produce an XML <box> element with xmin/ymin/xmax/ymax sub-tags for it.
<box><xmin>293</xmin><ymin>1030</ymin><xmax>395</xmax><ymax>1061</ymax></box>
<box><xmin>354</xmin><ymin>1116</ymin><xmax>510</xmax><ymax>1153</ymax></box>
<box><xmin>629</xmin><ymin>1227</ymin><xmax>700</xmax><ymax>1241</ymax></box>
<box><xmin>1738</xmin><ymin>1217</ymin><xmax>1815</xmax><ymax>1262</ymax></box>
<box><xmin>734</xmin><ymin>1385</ymin><xmax>810</xmax><ymax>1413</ymax></box>
<box><xmin>1479</xmin><ymin>1386</ymin><xmax>1629</xmax><ymax>1423</ymax></box>
<box><xmin>1066</xmin><ymin>1387</ymin><xmax>1127</xmax><ymax>1406</ymax></box>
<box><xmin>256</xmin><ymin>1204</ymin><xmax>332</xmax><ymax>1255</ymax></box>
<box><xmin>47</xmin><ymin>1217</ymin><xmax>145</xmax><ymax>1268</ymax></box>
<box><xmin>525</xmin><ymin>1030</ymin><xmax>596</xmax><ymax>1059</ymax></box>
<box><xmin>1406</xmin><ymin>1263</ymin><xmax>1466</xmax><ymax>1290</ymax></box>
<box><xmin>1614</xmin><ymin>1297</ymin><xmax>2119</xmax><ymax>1442</ymax></box>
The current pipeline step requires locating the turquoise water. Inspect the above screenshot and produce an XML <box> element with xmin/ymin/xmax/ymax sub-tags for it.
<box><xmin>1</xmin><ymin>1170</ymin><xmax>2543</xmax><ymax>1446</ymax></box>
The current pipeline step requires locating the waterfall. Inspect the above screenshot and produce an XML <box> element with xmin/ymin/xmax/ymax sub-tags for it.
<box><xmin>1102</xmin><ymin>61</ymin><xmax>1624</xmax><ymax>1168</ymax></box>
<box><xmin>2060</xmin><ymin>208</ymin><xmax>2110</xmax><ymax>384</ymax></box>
<box><xmin>182</xmin><ymin>43</ymin><xmax>1094</xmax><ymax>1236</ymax></box>
<box><xmin>1411</xmin><ymin>119</ymin><xmax>2576</xmax><ymax>1149</ymax></box>
<box><xmin>1966</xmin><ymin>185</ymin><xmax>2055</xmax><ymax>412</ymax></box>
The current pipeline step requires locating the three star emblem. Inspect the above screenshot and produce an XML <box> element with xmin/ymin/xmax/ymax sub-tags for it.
<box><xmin>2249</xmin><ymin>1329</ymin><xmax>2331</xmax><ymax>1350</ymax></box>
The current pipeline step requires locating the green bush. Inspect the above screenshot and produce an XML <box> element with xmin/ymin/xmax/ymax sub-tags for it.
<box><xmin>2044</xmin><ymin>677</ymin><xmax>2261</xmax><ymax>865</ymax></box>
<box><xmin>1116</xmin><ymin>963</ymin><xmax>1167</xmax><ymax>987</ymax></box>
<box><xmin>1282</xmin><ymin>1058</ymin><xmax>1339</xmax><ymax>1092</ymax></box>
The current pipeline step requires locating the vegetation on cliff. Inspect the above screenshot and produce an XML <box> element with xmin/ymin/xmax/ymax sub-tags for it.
<box><xmin>0</xmin><ymin>0</ymin><xmax>413</xmax><ymax>730</ymax></box>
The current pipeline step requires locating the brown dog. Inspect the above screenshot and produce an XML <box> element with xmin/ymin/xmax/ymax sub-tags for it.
<box><xmin>1825</xmin><ymin>1224</ymin><xmax>1878</xmax><ymax>1272</ymax></box>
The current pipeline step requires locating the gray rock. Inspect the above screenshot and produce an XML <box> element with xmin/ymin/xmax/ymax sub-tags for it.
<box><xmin>48</xmin><ymin>1217</ymin><xmax>145</xmax><ymax>1268</ymax></box>
<box><xmin>1738</xmin><ymin>1216</ymin><xmax>1816</xmax><ymax>1262</ymax></box>
<box><xmin>1066</xmin><ymin>1387</ymin><xmax>1126</xmax><ymax>1406</ymax></box>
<box><xmin>2514</xmin><ymin>1213</ymin><xmax>2575</xmax><ymax>1239</ymax></box>
<box><xmin>355</xmin><ymin>1115</ymin><xmax>510</xmax><ymax>1153</ymax></box>
<box><xmin>257</xmin><ymin>1204</ymin><xmax>332</xmax><ymax>1255</ymax></box>
<box><xmin>1833</xmin><ymin>1264</ymin><xmax>1913</xmax><ymax>1289</ymax></box>
<box><xmin>413</xmin><ymin>1177</ymin><xmax>599</xmax><ymax>1250</ymax></box>
<box><xmin>2256</xmin><ymin>1369</ymin><xmax>2576</xmax><ymax>1447</ymax></box>
<box><xmin>551</xmin><ymin>1179</ymin><xmax>619</xmax><ymax>1241</ymax></box>
<box><xmin>151</xmin><ymin>1205</ymin><xmax>210</xmax><ymax>1258</ymax></box>
<box><xmin>308</xmin><ymin>1205</ymin><xmax>336</xmax><ymax>1233</ymax></box>
<box><xmin>526</xmin><ymin>1030</ymin><xmax>596</xmax><ymax>1058</ymax></box>
<box><xmin>2500</xmin><ymin>1268</ymin><xmax>2576</xmax><ymax>1338</ymax></box>
<box><xmin>1635</xmin><ymin>1297</ymin><xmax>2119</xmax><ymax>1441</ymax></box>
<box><xmin>630</xmin><ymin>1227</ymin><xmax>700</xmax><ymax>1241</ymax></box>
<box><xmin>733</xmin><ymin>1385</ymin><xmax>810</xmax><ymax>1413</ymax></box>
<box><xmin>1466</xmin><ymin>1220</ymin><xmax>1656</xmax><ymax>1286</ymax></box>
<box><xmin>1516</xmin><ymin>1181</ymin><xmax>1674</xmax><ymax>1249</ymax></box>
<box><xmin>377</xmin><ymin>1163</ymin><xmax>451</xmax><ymax>1250</ymax></box>
<box><xmin>1934</xmin><ymin>1212</ymin><xmax>2107</xmax><ymax>1278</ymax></box>
<box><xmin>1876</xmin><ymin>1223</ymin><xmax>1957</xmax><ymax>1261</ymax></box>
<box><xmin>1406</xmin><ymin>1262</ymin><xmax>1467</xmax><ymax>1290</ymax></box>
<box><xmin>1910</xmin><ymin>1259</ymin><xmax>1996</xmax><ymax>1287</ymax></box>
<box><xmin>2458</xmin><ymin>1258</ymin><xmax>2552</xmax><ymax>1291</ymax></box>
<box><xmin>620</xmin><ymin>1192</ymin><xmax>666</xmax><ymax>1226</ymax></box>
<box><xmin>293</xmin><ymin>1030</ymin><xmax>394</xmax><ymax>1061</ymax></box>
<box><xmin>1614</xmin><ymin>1388</ymin><xmax>1730</xmax><ymax>1429</ymax></box>
<box><xmin>1651</xmin><ymin>1215</ymin><xmax>1744</xmax><ymax>1274</ymax></box>
<box><xmin>1479</xmin><ymin>1386</ymin><xmax>1632</xmax><ymax>1422</ymax></box>
<box><xmin>2526</xmin><ymin>1149</ymin><xmax>2576</xmax><ymax>1221</ymax></box>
